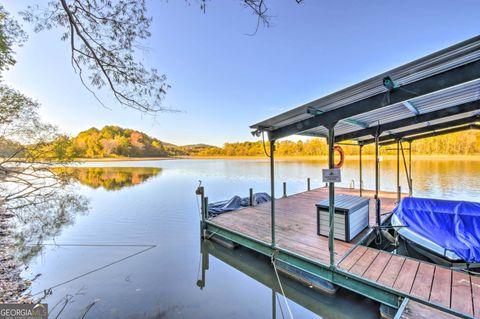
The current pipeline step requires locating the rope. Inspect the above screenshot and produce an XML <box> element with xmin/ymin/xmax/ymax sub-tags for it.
<box><xmin>276</xmin><ymin>292</ymin><xmax>286</xmax><ymax>319</ymax></box>
<box><xmin>271</xmin><ymin>252</ymin><xmax>294</xmax><ymax>319</ymax></box>
<box><xmin>206</xmin><ymin>229</ymin><xmax>220</xmax><ymax>240</ymax></box>
<box><xmin>30</xmin><ymin>244</ymin><xmax>156</xmax><ymax>298</ymax></box>
<box><xmin>262</xmin><ymin>131</ymin><xmax>271</xmax><ymax>158</ymax></box>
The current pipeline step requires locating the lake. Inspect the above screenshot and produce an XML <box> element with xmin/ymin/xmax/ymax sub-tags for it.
<box><xmin>13</xmin><ymin>158</ymin><xmax>480</xmax><ymax>318</ymax></box>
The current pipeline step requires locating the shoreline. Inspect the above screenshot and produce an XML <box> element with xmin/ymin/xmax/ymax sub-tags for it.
<box><xmin>0</xmin><ymin>207</ymin><xmax>31</xmax><ymax>304</ymax></box>
<box><xmin>71</xmin><ymin>154</ymin><xmax>480</xmax><ymax>162</ymax></box>
<box><xmin>74</xmin><ymin>156</ymin><xmax>175</xmax><ymax>162</ymax></box>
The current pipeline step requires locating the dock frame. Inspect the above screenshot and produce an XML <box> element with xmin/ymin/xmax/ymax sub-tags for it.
<box><xmin>199</xmin><ymin>36</ymin><xmax>480</xmax><ymax>319</ymax></box>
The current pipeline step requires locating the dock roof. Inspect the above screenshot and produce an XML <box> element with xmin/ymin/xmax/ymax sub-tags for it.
<box><xmin>251</xmin><ymin>36</ymin><xmax>480</xmax><ymax>144</ymax></box>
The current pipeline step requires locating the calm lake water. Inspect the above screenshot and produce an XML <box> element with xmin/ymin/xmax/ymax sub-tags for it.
<box><xmin>14</xmin><ymin>158</ymin><xmax>480</xmax><ymax>318</ymax></box>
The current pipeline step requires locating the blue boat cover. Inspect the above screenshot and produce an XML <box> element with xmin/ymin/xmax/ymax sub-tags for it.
<box><xmin>208</xmin><ymin>192</ymin><xmax>271</xmax><ymax>216</ymax></box>
<box><xmin>394</xmin><ymin>197</ymin><xmax>480</xmax><ymax>263</ymax></box>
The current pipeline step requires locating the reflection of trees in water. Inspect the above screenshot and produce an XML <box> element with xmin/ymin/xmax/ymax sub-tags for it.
<box><xmin>6</xmin><ymin>167</ymin><xmax>161</xmax><ymax>265</ymax></box>
<box><xmin>53</xmin><ymin>167</ymin><xmax>162</xmax><ymax>191</ymax></box>
<box><xmin>9</xmin><ymin>188</ymin><xmax>89</xmax><ymax>264</ymax></box>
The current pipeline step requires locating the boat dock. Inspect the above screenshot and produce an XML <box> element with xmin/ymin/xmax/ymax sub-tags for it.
<box><xmin>198</xmin><ymin>35</ymin><xmax>480</xmax><ymax>319</ymax></box>
<box><xmin>204</xmin><ymin>187</ymin><xmax>479</xmax><ymax>318</ymax></box>
<box><xmin>210</xmin><ymin>187</ymin><xmax>395</xmax><ymax>264</ymax></box>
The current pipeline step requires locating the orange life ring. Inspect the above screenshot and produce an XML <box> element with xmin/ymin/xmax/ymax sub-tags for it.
<box><xmin>334</xmin><ymin>145</ymin><xmax>345</xmax><ymax>168</ymax></box>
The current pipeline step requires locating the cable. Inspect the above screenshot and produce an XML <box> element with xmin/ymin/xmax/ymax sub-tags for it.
<box><xmin>276</xmin><ymin>292</ymin><xmax>286</xmax><ymax>319</ymax></box>
<box><xmin>271</xmin><ymin>253</ymin><xmax>294</xmax><ymax>319</ymax></box>
<box><xmin>262</xmin><ymin>131</ymin><xmax>271</xmax><ymax>158</ymax></box>
<box><xmin>30</xmin><ymin>244</ymin><xmax>156</xmax><ymax>298</ymax></box>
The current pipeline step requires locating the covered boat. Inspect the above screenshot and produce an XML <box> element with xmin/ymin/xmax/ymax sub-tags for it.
<box><xmin>392</xmin><ymin>197</ymin><xmax>480</xmax><ymax>269</ymax></box>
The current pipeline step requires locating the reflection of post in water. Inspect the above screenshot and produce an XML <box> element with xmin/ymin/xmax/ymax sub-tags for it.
<box><xmin>272</xmin><ymin>288</ymin><xmax>276</xmax><ymax>319</ymax></box>
<box><xmin>198</xmin><ymin>239</ymin><xmax>378</xmax><ymax>319</ymax></box>
<box><xmin>196</xmin><ymin>240</ymin><xmax>209</xmax><ymax>289</ymax></box>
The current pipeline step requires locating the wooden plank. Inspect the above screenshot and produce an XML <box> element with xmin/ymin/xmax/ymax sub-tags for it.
<box><xmin>410</xmin><ymin>262</ymin><xmax>435</xmax><ymax>300</ymax></box>
<box><xmin>363</xmin><ymin>251</ymin><xmax>392</xmax><ymax>282</ymax></box>
<box><xmin>377</xmin><ymin>255</ymin><xmax>405</xmax><ymax>287</ymax></box>
<box><xmin>471</xmin><ymin>275</ymin><xmax>480</xmax><ymax>318</ymax></box>
<box><xmin>400</xmin><ymin>300</ymin><xmax>460</xmax><ymax>319</ymax></box>
<box><xmin>450</xmin><ymin>270</ymin><xmax>473</xmax><ymax>316</ymax></box>
<box><xmin>212</xmin><ymin>186</ymin><xmax>400</xmax><ymax>273</ymax></box>
<box><xmin>393</xmin><ymin>259</ymin><xmax>420</xmax><ymax>294</ymax></box>
<box><xmin>338</xmin><ymin>246</ymin><xmax>367</xmax><ymax>271</ymax></box>
<box><xmin>349</xmin><ymin>248</ymin><xmax>379</xmax><ymax>277</ymax></box>
<box><xmin>429</xmin><ymin>266</ymin><xmax>452</xmax><ymax>308</ymax></box>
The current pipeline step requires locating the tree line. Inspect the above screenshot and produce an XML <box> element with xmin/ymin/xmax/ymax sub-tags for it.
<box><xmin>198</xmin><ymin>131</ymin><xmax>480</xmax><ymax>156</ymax></box>
<box><xmin>5</xmin><ymin>125</ymin><xmax>479</xmax><ymax>159</ymax></box>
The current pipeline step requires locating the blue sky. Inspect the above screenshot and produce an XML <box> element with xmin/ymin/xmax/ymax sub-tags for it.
<box><xmin>3</xmin><ymin>1</ymin><xmax>480</xmax><ymax>146</ymax></box>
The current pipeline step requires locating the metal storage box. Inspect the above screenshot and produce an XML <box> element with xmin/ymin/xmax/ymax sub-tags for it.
<box><xmin>316</xmin><ymin>194</ymin><xmax>369</xmax><ymax>242</ymax></box>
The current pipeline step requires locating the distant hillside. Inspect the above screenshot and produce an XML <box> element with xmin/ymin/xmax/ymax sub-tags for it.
<box><xmin>45</xmin><ymin>126</ymin><xmax>215</xmax><ymax>158</ymax></box>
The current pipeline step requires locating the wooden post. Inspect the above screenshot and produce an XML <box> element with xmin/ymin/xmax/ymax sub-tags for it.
<box><xmin>307</xmin><ymin>177</ymin><xmax>311</xmax><ymax>191</ymax></box>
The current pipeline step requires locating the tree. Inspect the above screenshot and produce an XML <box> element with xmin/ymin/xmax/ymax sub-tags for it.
<box><xmin>20</xmin><ymin>0</ymin><xmax>169</xmax><ymax>114</ymax></box>
<box><xmin>15</xmin><ymin>0</ymin><xmax>304</xmax><ymax>114</ymax></box>
<box><xmin>0</xmin><ymin>5</ymin><xmax>26</xmax><ymax>77</ymax></box>
<box><xmin>0</xmin><ymin>85</ymin><xmax>81</xmax><ymax>213</ymax></box>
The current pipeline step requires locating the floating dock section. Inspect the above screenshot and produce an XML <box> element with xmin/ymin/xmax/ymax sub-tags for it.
<box><xmin>201</xmin><ymin>187</ymin><xmax>479</xmax><ymax>318</ymax></box>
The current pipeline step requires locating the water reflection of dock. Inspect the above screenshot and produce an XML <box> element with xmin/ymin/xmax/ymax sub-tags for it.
<box><xmin>198</xmin><ymin>239</ymin><xmax>379</xmax><ymax>319</ymax></box>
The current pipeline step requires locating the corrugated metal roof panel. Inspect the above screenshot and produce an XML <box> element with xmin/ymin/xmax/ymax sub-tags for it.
<box><xmin>354</xmin><ymin>111</ymin><xmax>478</xmax><ymax>142</ymax></box>
<box><xmin>251</xmin><ymin>36</ymin><xmax>480</xmax><ymax>141</ymax></box>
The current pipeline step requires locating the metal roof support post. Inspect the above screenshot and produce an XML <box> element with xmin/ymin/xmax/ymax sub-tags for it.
<box><xmin>375</xmin><ymin>133</ymin><xmax>381</xmax><ymax>226</ymax></box>
<box><xmin>400</xmin><ymin>142</ymin><xmax>413</xmax><ymax>197</ymax></box>
<box><xmin>270</xmin><ymin>140</ymin><xmax>276</xmax><ymax>248</ymax></box>
<box><xmin>359</xmin><ymin>144</ymin><xmax>363</xmax><ymax>197</ymax></box>
<box><xmin>408</xmin><ymin>141</ymin><xmax>413</xmax><ymax>196</ymax></box>
<box><xmin>327</xmin><ymin>125</ymin><xmax>336</xmax><ymax>269</ymax></box>
<box><xmin>397</xmin><ymin>140</ymin><xmax>401</xmax><ymax>203</ymax></box>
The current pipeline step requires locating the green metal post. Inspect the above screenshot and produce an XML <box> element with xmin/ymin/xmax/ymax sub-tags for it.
<box><xmin>270</xmin><ymin>140</ymin><xmax>276</xmax><ymax>248</ymax></box>
<box><xmin>203</xmin><ymin>197</ymin><xmax>209</xmax><ymax>238</ymax></box>
<box><xmin>400</xmin><ymin>142</ymin><xmax>412</xmax><ymax>197</ymax></box>
<box><xmin>199</xmin><ymin>186</ymin><xmax>205</xmax><ymax>224</ymax></box>
<box><xmin>359</xmin><ymin>145</ymin><xmax>363</xmax><ymax>197</ymax></box>
<box><xmin>283</xmin><ymin>182</ymin><xmax>287</xmax><ymax>197</ymax></box>
<box><xmin>409</xmin><ymin>141</ymin><xmax>413</xmax><ymax>196</ymax></box>
<box><xmin>397</xmin><ymin>140</ymin><xmax>400</xmax><ymax>202</ymax></box>
<box><xmin>204</xmin><ymin>197</ymin><xmax>209</xmax><ymax>221</ymax></box>
<box><xmin>272</xmin><ymin>289</ymin><xmax>276</xmax><ymax>319</ymax></box>
<box><xmin>327</xmin><ymin>126</ymin><xmax>336</xmax><ymax>269</ymax></box>
<box><xmin>196</xmin><ymin>241</ymin><xmax>209</xmax><ymax>289</ymax></box>
<box><xmin>375</xmin><ymin>134</ymin><xmax>381</xmax><ymax>226</ymax></box>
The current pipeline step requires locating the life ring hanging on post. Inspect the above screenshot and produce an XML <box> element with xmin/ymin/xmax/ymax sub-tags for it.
<box><xmin>333</xmin><ymin>145</ymin><xmax>345</xmax><ymax>168</ymax></box>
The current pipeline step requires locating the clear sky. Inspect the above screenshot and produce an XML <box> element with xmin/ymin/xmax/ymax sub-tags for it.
<box><xmin>3</xmin><ymin>1</ymin><xmax>480</xmax><ymax>146</ymax></box>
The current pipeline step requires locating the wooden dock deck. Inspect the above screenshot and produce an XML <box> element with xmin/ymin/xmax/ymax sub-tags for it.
<box><xmin>207</xmin><ymin>187</ymin><xmax>479</xmax><ymax>318</ymax></box>
<box><xmin>211</xmin><ymin>187</ymin><xmax>397</xmax><ymax>264</ymax></box>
